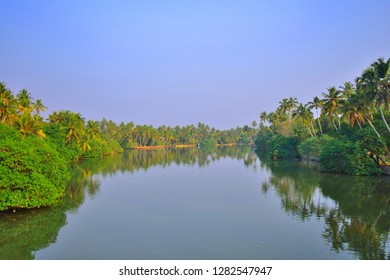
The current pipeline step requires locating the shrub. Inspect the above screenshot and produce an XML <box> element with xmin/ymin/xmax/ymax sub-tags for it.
<box><xmin>43</xmin><ymin>124</ymin><xmax>82</xmax><ymax>162</ymax></box>
<box><xmin>268</xmin><ymin>135</ymin><xmax>300</xmax><ymax>159</ymax></box>
<box><xmin>319</xmin><ymin>137</ymin><xmax>382</xmax><ymax>175</ymax></box>
<box><xmin>0</xmin><ymin>124</ymin><xmax>70</xmax><ymax>211</ymax></box>
<box><xmin>298</xmin><ymin>135</ymin><xmax>334</xmax><ymax>161</ymax></box>
<box><xmin>83</xmin><ymin>139</ymin><xmax>103</xmax><ymax>158</ymax></box>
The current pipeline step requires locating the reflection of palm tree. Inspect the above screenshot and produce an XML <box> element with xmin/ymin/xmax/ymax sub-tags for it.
<box><xmin>260</xmin><ymin>159</ymin><xmax>390</xmax><ymax>259</ymax></box>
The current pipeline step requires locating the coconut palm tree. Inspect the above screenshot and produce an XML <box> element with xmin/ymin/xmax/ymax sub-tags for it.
<box><xmin>16</xmin><ymin>89</ymin><xmax>33</xmax><ymax>114</ymax></box>
<box><xmin>0</xmin><ymin>82</ymin><xmax>16</xmax><ymax>125</ymax></box>
<box><xmin>259</xmin><ymin>111</ymin><xmax>268</xmax><ymax>126</ymax></box>
<box><xmin>339</xmin><ymin>81</ymin><xmax>355</xmax><ymax>99</ymax></box>
<box><xmin>307</xmin><ymin>96</ymin><xmax>323</xmax><ymax>134</ymax></box>
<box><xmin>16</xmin><ymin>112</ymin><xmax>46</xmax><ymax>139</ymax></box>
<box><xmin>64</xmin><ymin>112</ymin><xmax>85</xmax><ymax>143</ymax></box>
<box><xmin>371</xmin><ymin>57</ymin><xmax>390</xmax><ymax>132</ymax></box>
<box><xmin>33</xmin><ymin>99</ymin><xmax>47</xmax><ymax>115</ymax></box>
<box><xmin>340</xmin><ymin>94</ymin><xmax>365</xmax><ymax>129</ymax></box>
<box><xmin>86</xmin><ymin>120</ymin><xmax>101</xmax><ymax>139</ymax></box>
<box><xmin>322</xmin><ymin>87</ymin><xmax>342</xmax><ymax>132</ymax></box>
<box><xmin>357</xmin><ymin>57</ymin><xmax>390</xmax><ymax>133</ymax></box>
<box><xmin>292</xmin><ymin>103</ymin><xmax>316</xmax><ymax>137</ymax></box>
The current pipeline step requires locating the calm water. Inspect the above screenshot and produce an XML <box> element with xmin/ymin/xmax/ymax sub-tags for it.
<box><xmin>1</xmin><ymin>147</ymin><xmax>390</xmax><ymax>259</ymax></box>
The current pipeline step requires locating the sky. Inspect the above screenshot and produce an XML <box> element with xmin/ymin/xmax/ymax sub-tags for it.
<box><xmin>1</xmin><ymin>0</ymin><xmax>390</xmax><ymax>129</ymax></box>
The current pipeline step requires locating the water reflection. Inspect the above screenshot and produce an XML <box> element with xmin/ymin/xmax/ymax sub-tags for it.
<box><xmin>258</xmin><ymin>156</ymin><xmax>390</xmax><ymax>259</ymax></box>
<box><xmin>1</xmin><ymin>147</ymin><xmax>390</xmax><ymax>259</ymax></box>
<box><xmin>0</xmin><ymin>146</ymin><xmax>252</xmax><ymax>259</ymax></box>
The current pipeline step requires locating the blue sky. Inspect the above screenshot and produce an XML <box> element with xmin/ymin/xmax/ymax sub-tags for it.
<box><xmin>1</xmin><ymin>0</ymin><xmax>389</xmax><ymax>129</ymax></box>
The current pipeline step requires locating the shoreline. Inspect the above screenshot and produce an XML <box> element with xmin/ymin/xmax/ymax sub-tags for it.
<box><xmin>133</xmin><ymin>143</ymin><xmax>239</xmax><ymax>150</ymax></box>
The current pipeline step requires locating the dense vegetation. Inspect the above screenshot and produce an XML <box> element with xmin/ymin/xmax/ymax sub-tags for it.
<box><xmin>0</xmin><ymin>81</ymin><xmax>256</xmax><ymax>210</ymax></box>
<box><xmin>255</xmin><ymin>57</ymin><xmax>390</xmax><ymax>175</ymax></box>
<box><xmin>1</xmin><ymin>56</ymin><xmax>389</xmax><ymax>210</ymax></box>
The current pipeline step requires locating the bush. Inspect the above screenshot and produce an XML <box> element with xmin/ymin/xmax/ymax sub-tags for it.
<box><xmin>268</xmin><ymin>135</ymin><xmax>300</xmax><ymax>159</ymax></box>
<box><xmin>298</xmin><ymin>135</ymin><xmax>334</xmax><ymax>161</ymax></box>
<box><xmin>255</xmin><ymin>132</ymin><xmax>299</xmax><ymax>159</ymax></box>
<box><xmin>43</xmin><ymin>124</ymin><xmax>82</xmax><ymax>162</ymax></box>
<box><xmin>83</xmin><ymin>139</ymin><xmax>104</xmax><ymax>158</ymax></box>
<box><xmin>0</xmin><ymin>124</ymin><xmax>70</xmax><ymax>211</ymax></box>
<box><xmin>319</xmin><ymin>137</ymin><xmax>382</xmax><ymax>175</ymax></box>
<box><xmin>199</xmin><ymin>137</ymin><xmax>217</xmax><ymax>149</ymax></box>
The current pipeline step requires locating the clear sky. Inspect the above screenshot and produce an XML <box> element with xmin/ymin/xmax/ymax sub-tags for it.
<box><xmin>1</xmin><ymin>0</ymin><xmax>389</xmax><ymax>129</ymax></box>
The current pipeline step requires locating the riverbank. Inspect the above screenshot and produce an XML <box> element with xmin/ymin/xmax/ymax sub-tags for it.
<box><xmin>134</xmin><ymin>143</ymin><xmax>239</xmax><ymax>150</ymax></box>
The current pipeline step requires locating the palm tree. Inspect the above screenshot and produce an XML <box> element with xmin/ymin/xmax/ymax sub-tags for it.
<box><xmin>356</xmin><ymin>58</ymin><xmax>390</xmax><ymax>134</ymax></box>
<box><xmin>322</xmin><ymin>87</ymin><xmax>342</xmax><ymax>132</ymax></box>
<box><xmin>65</xmin><ymin>112</ymin><xmax>85</xmax><ymax>143</ymax></box>
<box><xmin>277</xmin><ymin>97</ymin><xmax>297</xmax><ymax>121</ymax></box>
<box><xmin>16</xmin><ymin>89</ymin><xmax>33</xmax><ymax>114</ymax></box>
<box><xmin>48</xmin><ymin>110</ymin><xmax>72</xmax><ymax>124</ymax></box>
<box><xmin>292</xmin><ymin>103</ymin><xmax>316</xmax><ymax>137</ymax></box>
<box><xmin>307</xmin><ymin>96</ymin><xmax>323</xmax><ymax>134</ymax></box>
<box><xmin>259</xmin><ymin>111</ymin><xmax>268</xmax><ymax>126</ymax></box>
<box><xmin>339</xmin><ymin>81</ymin><xmax>355</xmax><ymax>99</ymax></box>
<box><xmin>86</xmin><ymin>120</ymin><xmax>101</xmax><ymax>139</ymax></box>
<box><xmin>370</xmin><ymin>58</ymin><xmax>389</xmax><ymax>133</ymax></box>
<box><xmin>33</xmin><ymin>99</ymin><xmax>47</xmax><ymax>115</ymax></box>
<box><xmin>340</xmin><ymin>94</ymin><xmax>365</xmax><ymax>129</ymax></box>
<box><xmin>16</xmin><ymin>112</ymin><xmax>46</xmax><ymax>139</ymax></box>
<box><xmin>0</xmin><ymin>82</ymin><xmax>16</xmax><ymax>125</ymax></box>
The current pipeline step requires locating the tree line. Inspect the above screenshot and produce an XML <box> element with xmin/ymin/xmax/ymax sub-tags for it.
<box><xmin>0</xmin><ymin>81</ymin><xmax>256</xmax><ymax>211</ymax></box>
<box><xmin>256</xmin><ymin>57</ymin><xmax>390</xmax><ymax>175</ymax></box>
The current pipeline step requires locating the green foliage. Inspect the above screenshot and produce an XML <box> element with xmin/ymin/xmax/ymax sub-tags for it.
<box><xmin>351</xmin><ymin>128</ymin><xmax>387</xmax><ymax>156</ymax></box>
<box><xmin>268</xmin><ymin>135</ymin><xmax>300</xmax><ymax>159</ymax></box>
<box><xmin>255</xmin><ymin>132</ymin><xmax>299</xmax><ymax>159</ymax></box>
<box><xmin>83</xmin><ymin>139</ymin><xmax>103</xmax><ymax>158</ymax></box>
<box><xmin>0</xmin><ymin>124</ymin><xmax>69</xmax><ymax>211</ymax></box>
<box><xmin>298</xmin><ymin>135</ymin><xmax>334</xmax><ymax>161</ymax></box>
<box><xmin>319</xmin><ymin>137</ymin><xmax>382</xmax><ymax>175</ymax></box>
<box><xmin>199</xmin><ymin>137</ymin><xmax>217</xmax><ymax>149</ymax></box>
<box><xmin>43</xmin><ymin>123</ymin><xmax>82</xmax><ymax>162</ymax></box>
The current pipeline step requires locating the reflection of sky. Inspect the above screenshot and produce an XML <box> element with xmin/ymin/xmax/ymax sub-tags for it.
<box><xmin>2</xmin><ymin>1</ymin><xmax>390</xmax><ymax>129</ymax></box>
<box><xmin>35</xmin><ymin>154</ymin><xmax>352</xmax><ymax>259</ymax></box>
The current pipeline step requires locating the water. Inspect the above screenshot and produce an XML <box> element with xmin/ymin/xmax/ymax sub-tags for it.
<box><xmin>1</xmin><ymin>147</ymin><xmax>390</xmax><ymax>259</ymax></box>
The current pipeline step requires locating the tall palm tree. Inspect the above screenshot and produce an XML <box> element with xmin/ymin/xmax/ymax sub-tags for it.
<box><xmin>322</xmin><ymin>87</ymin><xmax>342</xmax><ymax>132</ymax></box>
<box><xmin>65</xmin><ymin>112</ymin><xmax>85</xmax><ymax>143</ymax></box>
<box><xmin>259</xmin><ymin>111</ymin><xmax>268</xmax><ymax>126</ymax></box>
<box><xmin>307</xmin><ymin>96</ymin><xmax>323</xmax><ymax>134</ymax></box>
<box><xmin>277</xmin><ymin>97</ymin><xmax>297</xmax><ymax>121</ymax></box>
<box><xmin>371</xmin><ymin>57</ymin><xmax>390</xmax><ymax>133</ymax></box>
<box><xmin>340</xmin><ymin>94</ymin><xmax>365</xmax><ymax>129</ymax></box>
<box><xmin>357</xmin><ymin>57</ymin><xmax>390</xmax><ymax>133</ymax></box>
<box><xmin>0</xmin><ymin>82</ymin><xmax>16</xmax><ymax>125</ymax></box>
<box><xmin>33</xmin><ymin>99</ymin><xmax>47</xmax><ymax>115</ymax></box>
<box><xmin>86</xmin><ymin>120</ymin><xmax>101</xmax><ymax>139</ymax></box>
<box><xmin>16</xmin><ymin>112</ymin><xmax>46</xmax><ymax>139</ymax></box>
<box><xmin>16</xmin><ymin>89</ymin><xmax>33</xmax><ymax>114</ymax></box>
<box><xmin>292</xmin><ymin>103</ymin><xmax>316</xmax><ymax>137</ymax></box>
<box><xmin>339</xmin><ymin>81</ymin><xmax>355</xmax><ymax>99</ymax></box>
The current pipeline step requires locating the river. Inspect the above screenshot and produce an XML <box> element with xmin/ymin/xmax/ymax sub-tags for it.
<box><xmin>1</xmin><ymin>146</ymin><xmax>390</xmax><ymax>259</ymax></box>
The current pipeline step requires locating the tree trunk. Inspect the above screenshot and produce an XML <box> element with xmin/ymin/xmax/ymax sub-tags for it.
<box><xmin>310</xmin><ymin>121</ymin><xmax>317</xmax><ymax>137</ymax></box>
<box><xmin>379</xmin><ymin>107</ymin><xmax>390</xmax><ymax>133</ymax></box>
<box><xmin>316</xmin><ymin>110</ymin><xmax>323</xmax><ymax>134</ymax></box>
<box><xmin>332</xmin><ymin>119</ymin><xmax>339</xmax><ymax>132</ymax></box>
<box><xmin>366</xmin><ymin>117</ymin><xmax>381</xmax><ymax>138</ymax></box>
<box><xmin>356</xmin><ymin>118</ymin><xmax>362</xmax><ymax>129</ymax></box>
<box><xmin>306</xmin><ymin>125</ymin><xmax>314</xmax><ymax>137</ymax></box>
